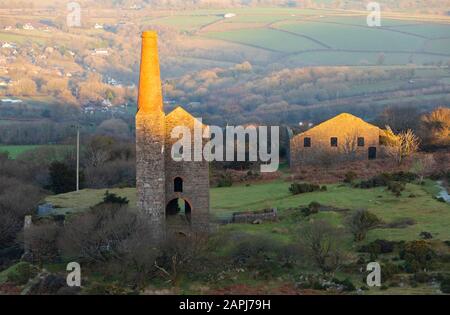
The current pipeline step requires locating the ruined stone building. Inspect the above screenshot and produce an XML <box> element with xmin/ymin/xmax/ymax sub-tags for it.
<box><xmin>136</xmin><ymin>31</ymin><xmax>209</xmax><ymax>239</ymax></box>
<box><xmin>290</xmin><ymin>113</ymin><xmax>382</xmax><ymax>169</ymax></box>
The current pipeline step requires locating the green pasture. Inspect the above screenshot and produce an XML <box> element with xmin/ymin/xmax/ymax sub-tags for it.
<box><xmin>45</xmin><ymin>179</ymin><xmax>450</xmax><ymax>242</ymax></box>
<box><xmin>205</xmin><ymin>28</ymin><xmax>324</xmax><ymax>52</ymax></box>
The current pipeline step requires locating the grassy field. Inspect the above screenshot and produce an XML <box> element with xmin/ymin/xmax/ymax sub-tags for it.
<box><xmin>145</xmin><ymin>8</ymin><xmax>450</xmax><ymax>66</ymax></box>
<box><xmin>0</xmin><ymin>144</ymin><xmax>73</xmax><ymax>159</ymax></box>
<box><xmin>45</xmin><ymin>179</ymin><xmax>450</xmax><ymax>242</ymax></box>
<box><xmin>42</xmin><ymin>178</ymin><xmax>450</xmax><ymax>294</ymax></box>
<box><xmin>0</xmin><ymin>145</ymin><xmax>41</xmax><ymax>159</ymax></box>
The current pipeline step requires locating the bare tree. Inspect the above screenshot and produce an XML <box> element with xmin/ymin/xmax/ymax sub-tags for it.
<box><xmin>154</xmin><ymin>232</ymin><xmax>209</xmax><ymax>286</ymax></box>
<box><xmin>411</xmin><ymin>154</ymin><xmax>436</xmax><ymax>184</ymax></box>
<box><xmin>300</xmin><ymin>220</ymin><xmax>346</xmax><ymax>274</ymax></box>
<box><xmin>382</xmin><ymin>126</ymin><xmax>420</xmax><ymax>165</ymax></box>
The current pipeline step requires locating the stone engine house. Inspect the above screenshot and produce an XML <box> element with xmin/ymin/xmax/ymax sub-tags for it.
<box><xmin>290</xmin><ymin>113</ymin><xmax>382</xmax><ymax>169</ymax></box>
<box><xmin>136</xmin><ymin>31</ymin><xmax>209</xmax><ymax>238</ymax></box>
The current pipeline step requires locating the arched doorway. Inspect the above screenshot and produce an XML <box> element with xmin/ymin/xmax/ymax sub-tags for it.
<box><xmin>166</xmin><ymin>198</ymin><xmax>192</xmax><ymax>225</ymax></box>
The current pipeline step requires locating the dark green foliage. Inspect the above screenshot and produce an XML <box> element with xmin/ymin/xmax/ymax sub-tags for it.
<box><xmin>289</xmin><ymin>182</ymin><xmax>321</xmax><ymax>195</ymax></box>
<box><xmin>230</xmin><ymin>234</ymin><xmax>300</xmax><ymax>278</ymax></box>
<box><xmin>387</xmin><ymin>181</ymin><xmax>406</xmax><ymax>197</ymax></box>
<box><xmin>358</xmin><ymin>239</ymin><xmax>396</xmax><ymax>257</ymax></box>
<box><xmin>346</xmin><ymin>209</ymin><xmax>382</xmax><ymax>242</ymax></box>
<box><xmin>400</xmin><ymin>240</ymin><xmax>436</xmax><ymax>272</ymax></box>
<box><xmin>357</xmin><ymin>172</ymin><xmax>417</xmax><ymax>189</ymax></box>
<box><xmin>217</xmin><ymin>173</ymin><xmax>233</xmax><ymax>187</ymax></box>
<box><xmin>102</xmin><ymin>191</ymin><xmax>129</xmax><ymax>205</ymax></box>
<box><xmin>419</xmin><ymin>231</ymin><xmax>433</xmax><ymax>240</ymax></box>
<box><xmin>84</xmin><ymin>282</ymin><xmax>132</xmax><ymax>295</ymax></box>
<box><xmin>384</xmin><ymin>217</ymin><xmax>416</xmax><ymax>229</ymax></box>
<box><xmin>48</xmin><ymin>161</ymin><xmax>83</xmax><ymax>194</ymax></box>
<box><xmin>7</xmin><ymin>262</ymin><xmax>39</xmax><ymax>285</ymax></box>
<box><xmin>300</xmin><ymin>201</ymin><xmax>321</xmax><ymax>216</ymax></box>
<box><xmin>440</xmin><ymin>276</ymin><xmax>450</xmax><ymax>293</ymax></box>
<box><xmin>332</xmin><ymin>277</ymin><xmax>356</xmax><ymax>292</ymax></box>
<box><xmin>381</xmin><ymin>262</ymin><xmax>402</xmax><ymax>281</ymax></box>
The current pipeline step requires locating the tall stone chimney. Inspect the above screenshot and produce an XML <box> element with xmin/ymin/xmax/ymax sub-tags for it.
<box><xmin>138</xmin><ymin>31</ymin><xmax>163</xmax><ymax>113</ymax></box>
<box><xmin>136</xmin><ymin>31</ymin><xmax>166</xmax><ymax>240</ymax></box>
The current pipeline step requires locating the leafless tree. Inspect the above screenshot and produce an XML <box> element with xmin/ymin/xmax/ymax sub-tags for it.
<box><xmin>300</xmin><ymin>220</ymin><xmax>346</xmax><ymax>274</ymax></box>
<box><xmin>155</xmin><ymin>232</ymin><xmax>209</xmax><ymax>286</ymax></box>
<box><xmin>382</xmin><ymin>126</ymin><xmax>420</xmax><ymax>165</ymax></box>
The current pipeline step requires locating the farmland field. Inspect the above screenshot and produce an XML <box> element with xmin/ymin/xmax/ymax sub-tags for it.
<box><xmin>0</xmin><ymin>144</ymin><xmax>73</xmax><ymax>159</ymax></box>
<box><xmin>45</xmin><ymin>179</ymin><xmax>450</xmax><ymax>242</ymax></box>
<box><xmin>144</xmin><ymin>8</ymin><xmax>450</xmax><ymax>66</ymax></box>
<box><xmin>0</xmin><ymin>145</ymin><xmax>41</xmax><ymax>158</ymax></box>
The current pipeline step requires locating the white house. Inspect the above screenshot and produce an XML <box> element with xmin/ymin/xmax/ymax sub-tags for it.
<box><xmin>2</xmin><ymin>42</ymin><xmax>16</xmax><ymax>49</ymax></box>
<box><xmin>23</xmin><ymin>23</ymin><xmax>34</xmax><ymax>30</ymax></box>
<box><xmin>94</xmin><ymin>23</ymin><xmax>104</xmax><ymax>29</ymax></box>
<box><xmin>224</xmin><ymin>13</ymin><xmax>236</xmax><ymax>18</ymax></box>
<box><xmin>92</xmin><ymin>48</ymin><xmax>108</xmax><ymax>56</ymax></box>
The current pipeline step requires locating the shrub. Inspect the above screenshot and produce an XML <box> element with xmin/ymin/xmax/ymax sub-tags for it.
<box><xmin>301</xmin><ymin>202</ymin><xmax>321</xmax><ymax>217</ymax></box>
<box><xmin>440</xmin><ymin>276</ymin><xmax>450</xmax><ymax>294</ymax></box>
<box><xmin>381</xmin><ymin>262</ymin><xmax>401</xmax><ymax>281</ymax></box>
<box><xmin>102</xmin><ymin>191</ymin><xmax>129</xmax><ymax>205</ymax></box>
<box><xmin>384</xmin><ymin>217</ymin><xmax>416</xmax><ymax>229</ymax></box>
<box><xmin>357</xmin><ymin>172</ymin><xmax>417</xmax><ymax>189</ymax></box>
<box><xmin>419</xmin><ymin>232</ymin><xmax>433</xmax><ymax>240</ymax></box>
<box><xmin>387</xmin><ymin>181</ymin><xmax>406</xmax><ymax>197</ymax></box>
<box><xmin>346</xmin><ymin>209</ymin><xmax>382</xmax><ymax>242</ymax></box>
<box><xmin>358</xmin><ymin>239</ymin><xmax>396</xmax><ymax>257</ymax></box>
<box><xmin>332</xmin><ymin>277</ymin><xmax>356</xmax><ymax>292</ymax></box>
<box><xmin>289</xmin><ymin>183</ymin><xmax>321</xmax><ymax>195</ymax></box>
<box><xmin>27</xmin><ymin>223</ymin><xmax>61</xmax><ymax>265</ymax></box>
<box><xmin>217</xmin><ymin>173</ymin><xmax>233</xmax><ymax>187</ymax></box>
<box><xmin>414</xmin><ymin>272</ymin><xmax>432</xmax><ymax>283</ymax></box>
<box><xmin>343</xmin><ymin>171</ymin><xmax>358</xmax><ymax>184</ymax></box>
<box><xmin>400</xmin><ymin>240</ymin><xmax>436</xmax><ymax>272</ymax></box>
<box><xmin>7</xmin><ymin>262</ymin><xmax>39</xmax><ymax>285</ymax></box>
<box><xmin>300</xmin><ymin>220</ymin><xmax>347</xmax><ymax>274</ymax></box>
<box><xmin>84</xmin><ymin>282</ymin><xmax>132</xmax><ymax>295</ymax></box>
<box><xmin>230</xmin><ymin>235</ymin><xmax>286</xmax><ymax>278</ymax></box>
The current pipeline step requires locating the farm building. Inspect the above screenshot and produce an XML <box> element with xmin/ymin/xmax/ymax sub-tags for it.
<box><xmin>290</xmin><ymin>113</ymin><xmax>382</xmax><ymax>169</ymax></box>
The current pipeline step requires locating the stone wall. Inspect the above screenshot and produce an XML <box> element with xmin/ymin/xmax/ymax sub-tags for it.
<box><xmin>232</xmin><ymin>208</ymin><xmax>278</xmax><ymax>224</ymax></box>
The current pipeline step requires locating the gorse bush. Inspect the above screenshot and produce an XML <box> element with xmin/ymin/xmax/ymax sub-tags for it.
<box><xmin>102</xmin><ymin>191</ymin><xmax>129</xmax><ymax>205</ymax></box>
<box><xmin>357</xmin><ymin>172</ymin><xmax>417</xmax><ymax>189</ymax></box>
<box><xmin>387</xmin><ymin>181</ymin><xmax>406</xmax><ymax>197</ymax></box>
<box><xmin>358</xmin><ymin>239</ymin><xmax>397</xmax><ymax>257</ymax></box>
<box><xmin>300</xmin><ymin>202</ymin><xmax>321</xmax><ymax>216</ymax></box>
<box><xmin>217</xmin><ymin>173</ymin><xmax>233</xmax><ymax>187</ymax></box>
<box><xmin>7</xmin><ymin>262</ymin><xmax>39</xmax><ymax>285</ymax></box>
<box><xmin>400</xmin><ymin>240</ymin><xmax>436</xmax><ymax>273</ymax></box>
<box><xmin>289</xmin><ymin>183</ymin><xmax>322</xmax><ymax>195</ymax></box>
